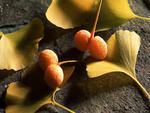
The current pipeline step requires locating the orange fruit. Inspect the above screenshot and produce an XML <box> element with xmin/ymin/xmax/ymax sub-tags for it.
<box><xmin>44</xmin><ymin>64</ymin><xmax>64</xmax><ymax>88</ymax></box>
<box><xmin>39</xmin><ymin>49</ymin><xmax>58</xmax><ymax>70</ymax></box>
<box><xmin>74</xmin><ymin>30</ymin><xmax>90</xmax><ymax>51</ymax></box>
<box><xmin>88</xmin><ymin>36</ymin><xmax>107</xmax><ymax>60</ymax></box>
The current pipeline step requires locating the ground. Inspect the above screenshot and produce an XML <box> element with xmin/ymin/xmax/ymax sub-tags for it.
<box><xmin>0</xmin><ymin>0</ymin><xmax>150</xmax><ymax>113</ymax></box>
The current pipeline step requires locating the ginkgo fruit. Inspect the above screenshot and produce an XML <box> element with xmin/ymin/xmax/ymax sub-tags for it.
<box><xmin>39</xmin><ymin>49</ymin><xmax>58</xmax><ymax>70</ymax></box>
<box><xmin>74</xmin><ymin>29</ymin><xmax>107</xmax><ymax>60</ymax></box>
<box><xmin>74</xmin><ymin>30</ymin><xmax>90</xmax><ymax>51</ymax></box>
<box><xmin>44</xmin><ymin>64</ymin><xmax>64</xmax><ymax>88</ymax></box>
<box><xmin>88</xmin><ymin>36</ymin><xmax>107</xmax><ymax>60</ymax></box>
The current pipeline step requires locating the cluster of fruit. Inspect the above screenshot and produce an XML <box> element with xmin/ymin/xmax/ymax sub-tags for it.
<box><xmin>74</xmin><ymin>30</ymin><xmax>107</xmax><ymax>60</ymax></box>
<box><xmin>38</xmin><ymin>29</ymin><xmax>107</xmax><ymax>88</ymax></box>
<box><xmin>39</xmin><ymin>49</ymin><xmax>64</xmax><ymax>88</ymax></box>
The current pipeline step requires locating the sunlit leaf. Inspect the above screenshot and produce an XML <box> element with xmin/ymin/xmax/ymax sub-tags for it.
<box><xmin>6</xmin><ymin>63</ymin><xmax>75</xmax><ymax>113</ymax></box>
<box><xmin>46</xmin><ymin>0</ymin><xmax>150</xmax><ymax>31</ymax></box>
<box><xmin>0</xmin><ymin>18</ymin><xmax>44</xmax><ymax>71</ymax></box>
<box><xmin>87</xmin><ymin>30</ymin><xmax>150</xmax><ymax>100</ymax></box>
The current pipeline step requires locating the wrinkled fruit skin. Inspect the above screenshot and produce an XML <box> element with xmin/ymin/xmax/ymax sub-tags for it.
<box><xmin>39</xmin><ymin>49</ymin><xmax>58</xmax><ymax>70</ymax></box>
<box><xmin>44</xmin><ymin>64</ymin><xmax>64</xmax><ymax>88</ymax></box>
<box><xmin>74</xmin><ymin>30</ymin><xmax>90</xmax><ymax>51</ymax></box>
<box><xmin>89</xmin><ymin>36</ymin><xmax>107</xmax><ymax>60</ymax></box>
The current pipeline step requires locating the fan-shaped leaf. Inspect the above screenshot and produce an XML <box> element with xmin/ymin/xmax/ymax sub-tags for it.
<box><xmin>0</xmin><ymin>18</ymin><xmax>44</xmax><ymax>71</ymax></box>
<box><xmin>46</xmin><ymin>0</ymin><xmax>150</xmax><ymax>31</ymax></box>
<box><xmin>87</xmin><ymin>30</ymin><xmax>150</xmax><ymax>100</ymax></box>
<box><xmin>6</xmin><ymin>64</ymin><xmax>75</xmax><ymax>113</ymax></box>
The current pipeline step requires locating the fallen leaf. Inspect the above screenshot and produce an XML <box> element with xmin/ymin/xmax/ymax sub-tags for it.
<box><xmin>86</xmin><ymin>30</ymin><xmax>150</xmax><ymax>100</ymax></box>
<box><xmin>46</xmin><ymin>0</ymin><xmax>150</xmax><ymax>31</ymax></box>
<box><xmin>58</xmin><ymin>60</ymin><xmax>77</xmax><ymax>87</ymax></box>
<box><xmin>6</xmin><ymin>63</ymin><xmax>75</xmax><ymax>113</ymax></box>
<box><xmin>0</xmin><ymin>18</ymin><xmax>44</xmax><ymax>71</ymax></box>
<box><xmin>60</xmin><ymin>65</ymin><xmax>75</xmax><ymax>87</ymax></box>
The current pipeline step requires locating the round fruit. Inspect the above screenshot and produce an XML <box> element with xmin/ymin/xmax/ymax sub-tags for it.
<box><xmin>74</xmin><ymin>30</ymin><xmax>91</xmax><ymax>51</ymax></box>
<box><xmin>88</xmin><ymin>36</ymin><xmax>107</xmax><ymax>60</ymax></box>
<box><xmin>39</xmin><ymin>49</ymin><xmax>58</xmax><ymax>70</ymax></box>
<box><xmin>44</xmin><ymin>64</ymin><xmax>64</xmax><ymax>88</ymax></box>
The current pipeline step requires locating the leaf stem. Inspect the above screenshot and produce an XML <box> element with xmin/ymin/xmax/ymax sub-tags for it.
<box><xmin>133</xmin><ymin>77</ymin><xmax>150</xmax><ymax>100</ymax></box>
<box><xmin>126</xmin><ymin>74</ymin><xmax>150</xmax><ymax>100</ymax></box>
<box><xmin>52</xmin><ymin>88</ymin><xmax>60</xmax><ymax>102</ymax></box>
<box><xmin>88</xmin><ymin>0</ymin><xmax>103</xmax><ymax>45</ymax></box>
<box><xmin>54</xmin><ymin>101</ymin><xmax>75</xmax><ymax>113</ymax></box>
<box><xmin>136</xmin><ymin>15</ymin><xmax>150</xmax><ymax>21</ymax></box>
<box><xmin>51</xmin><ymin>88</ymin><xmax>75</xmax><ymax>113</ymax></box>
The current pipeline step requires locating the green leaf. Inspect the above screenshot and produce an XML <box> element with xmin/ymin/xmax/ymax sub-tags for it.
<box><xmin>0</xmin><ymin>18</ymin><xmax>44</xmax><ymax>71</ymax></box>
<box><xmin>6</xmin><ymin>63</ymin><xmax>75</xmax><ymax>113</ymax></box>
<box><xmin>86</xmin><ymin>30</ymin><xmax>150</xmax><ymax>100</ymax></box>
<box><xmin>46</xmin><ymin>0</ymin><xmax>150</xmax><ymax>31</ymax></box>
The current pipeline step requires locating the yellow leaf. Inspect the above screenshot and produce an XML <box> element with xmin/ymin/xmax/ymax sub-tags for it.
<box><xmin>60</xmin><ymin>65</ymin><xmax>75</xmax><ymax>87</ymax></box>
<box><xmin>46</xmin><ymin>0</ymin><xmax>150</xmax><ymax>31</ymax></box>
<box><xmin>6</xmin><ymin>82</ymin><xmax>52</xmax><ymax>113</ymax></box>
<box><xmin>6</xmin><ymin>63</ymin><xmax>75</xmax><ymax>113</ymax></box>
<box><xmin>58</xmin><ymin>60</ymin><xmax>77</xmax><ymax>87</ymax></box>
<box><xmin>87</xmin><ymin>61</ymin><xmax>129</xmax><ymax>78</ymax></box>
<box><xmin>106</xmin><ymin>30</ymin><xmax>141</xmax><ymax>76</ymax></box>
<box><xmin>0</xmin><ymin>18</ymin><xmax>44</xmax><ymax>71</ymax></box>
<box><xmin>87</xmin><ymin>30</ymin><xmax>150</xmax><ymax>100</ymax></box>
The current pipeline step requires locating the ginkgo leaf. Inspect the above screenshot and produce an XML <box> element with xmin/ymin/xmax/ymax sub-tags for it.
<box><xmin>58</xmin><ymin>60</ymin><xmax>77</xmax><ymax>87</ymax></box>
<box><xmin>87</xmin><ymin>30</ymin><xmax>150</xmax><ymax>100</ymax></box>
<box><xmin>0</xmin><ymin>18</ymin><xmax>44</xmax><ymax>71</ymax></box>
<box><xmin>46</xmin><ymin>0</ymin><xmax>150</xmax><ymax>31</ymax></box>
<box><xmin>6</xmin><ymin>63</ymin><xmax>75</xmax><ymax>113</ymax></box>
<box><xmin>60</xmin><ymin>65</ymin><xmax>75</xmax><ymax>87</ymax></box>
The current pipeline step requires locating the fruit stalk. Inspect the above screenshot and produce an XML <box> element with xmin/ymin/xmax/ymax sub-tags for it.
<box><xmin>88</xmin><ymin>0</ymin><xmax>103</xmax><ymax>46</ymax></box>
<box><xmin>58</xmin><ymin>60</ymin><xmax>78</xmax><ymax>65</ymax></box>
